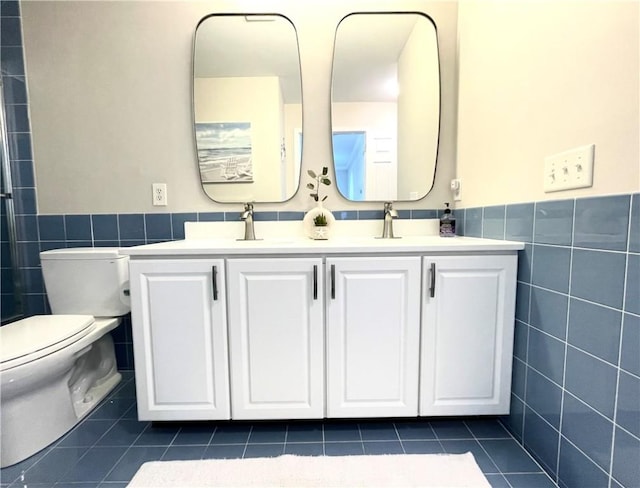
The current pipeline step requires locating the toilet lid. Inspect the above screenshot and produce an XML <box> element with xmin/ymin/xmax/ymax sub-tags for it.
<box><xmin>0</xmin><ymin>315</ymin><xmax>96</xmax><ymax>364</ymax></box>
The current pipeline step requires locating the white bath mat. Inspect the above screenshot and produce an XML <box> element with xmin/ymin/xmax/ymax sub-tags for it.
<box><xmin>127</xmin><ymin>452</ymin><xmax>491</xmax><ymax>487</ymax></box>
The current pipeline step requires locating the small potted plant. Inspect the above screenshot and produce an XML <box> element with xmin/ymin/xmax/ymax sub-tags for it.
<box><xmin>305</xmin><ymin>167</ymin><xmax>333</xmax><ymax>239</ymax></box>
<box><xmin>312</xmin><ymin>213</ymin><xmax>329</xmax><ymax>239</ymax></box>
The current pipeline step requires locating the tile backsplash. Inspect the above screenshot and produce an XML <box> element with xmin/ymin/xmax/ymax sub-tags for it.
<box><xmin>459</xmin><ymin>193</ymin><xmax>639</xmax><ymax>488</ymax></box>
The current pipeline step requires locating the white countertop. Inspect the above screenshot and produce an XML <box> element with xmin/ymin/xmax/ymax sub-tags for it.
<box><xmin>119</xmin><ymin>220</ymin><xmax>524</xmax><ymax>257</ymax></box>
<box><xmin>120</xmin><ymin>235</ymin><xmax>524</xmax><ymax>257</ymax></box>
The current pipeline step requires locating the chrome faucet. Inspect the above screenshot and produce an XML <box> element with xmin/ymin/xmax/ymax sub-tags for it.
<box><xmin>240</xmin><ymin>202</ymin><xmax>256</xmax><ymax>240</ymax></box>
<box><xmin>381</xmin><ymin>201</ymin><xmax>398</xmax><ymax>238</ymax></box>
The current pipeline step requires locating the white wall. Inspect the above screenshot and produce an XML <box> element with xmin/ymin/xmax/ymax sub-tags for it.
<box><xmin>21</xmin><ymin>0</ymin><xmax>458</xmax><ymax>215</ymax></box>
<box><xmin>456</xmin><ymin>0</ymin><xmax>639</xmax><ymax>207</ymax></box>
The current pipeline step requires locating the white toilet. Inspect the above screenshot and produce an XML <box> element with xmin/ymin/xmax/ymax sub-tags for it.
<box><xmin>0</xmin><ymin>247</ymin><xmax>130</xmax><ymax>468</ymax></box>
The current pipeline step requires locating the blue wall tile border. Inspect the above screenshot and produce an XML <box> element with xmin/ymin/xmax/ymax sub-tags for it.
<box><xmin>574</xmin><ymin>194</ymin><xmax>630</xmax><ymax>252</ymax></box>
<box><xmin>533</xmin><ymin>199</ymin><xmax>575</xmax><ymax>246</ymax></box>
<box><xmin>92</xmin><ymin>214</ymin><xmax>119</xmax><ymax>241</ymax></box>
<box><xmin>506</xmin><ymin>203</ymin><xmax>534</xmax><ymax>243</ymax></box>
<box><xmin>65</xmin><ymin>214</ymin><xmax>92</xmax><ymax>241</ymax></box>
<box><xmin>38</xmin><ymin>215</ymin><xmax>64</xmax><ymax>241</ymax></box>
<box><xmin>482</xmin><ymin>205</ymin><xmax>506</xmax><ymax>240</ymax></box>
<box><xmin>23</xmin><ymin>209</ymin><xmax>446</xmax><ymax>251</ymax></box>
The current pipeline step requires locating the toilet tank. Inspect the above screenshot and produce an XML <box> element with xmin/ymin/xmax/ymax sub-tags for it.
<box><xmin>40</xmin><ymin>248</ymin><xmax>130</xmax><ymax>316</ymax></box>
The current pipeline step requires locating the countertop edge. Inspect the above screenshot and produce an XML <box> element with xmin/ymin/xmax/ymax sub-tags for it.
<box><xmin>119</xmin><ymin>237</ymin><xmax>525</xmax><ymax>257</ymax></box>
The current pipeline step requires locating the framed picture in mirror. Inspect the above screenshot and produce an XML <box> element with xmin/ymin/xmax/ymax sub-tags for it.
<box><xmin>196</xmin><ymin>122</ymin><xmax>253</xmax><ymax>183</ymax></box>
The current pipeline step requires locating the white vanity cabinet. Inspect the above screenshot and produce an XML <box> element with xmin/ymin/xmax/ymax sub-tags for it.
<box><xmin>419</xmin><ymin>255</ymin><xmax>517</xmax><ymax>415</ymax></box>
<box><xmin>129</xmin><ymin>259</ymin><xmax>230</xmax><ymax>421</ymax></box>
<box><xmin>226</xmin><ymin>258</ymin><xmax>324</xmax><ymax>419</ymax></box>
<box><xmin>122</xmin><ymin>232</ymin><xmax>522</xmax><ymax>422</ymax></box>
<box><xmin>326</xmin><ymin>257</ymin><xmax>421</xmax><ymax>418</ymax></box>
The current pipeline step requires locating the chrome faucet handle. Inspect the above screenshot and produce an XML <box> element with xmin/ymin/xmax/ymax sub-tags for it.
<box><xmin>243</xmin><ymin>202</ymin><xmax>254</xmax><ymax>213</ymax></box>
<box><xmin>384</xmin><ymin>201</ymin><xmax>398</xmax><ymax>218</ymax></box>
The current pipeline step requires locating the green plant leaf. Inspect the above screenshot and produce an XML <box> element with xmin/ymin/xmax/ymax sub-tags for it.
<box><xmin>322</xmin><ymin>166</ymin><xmax>328</xmax><ymax>175</ymax></box>
<box><xmin>307</xmin><ymin>169</ymin><xmax>317</xmax><ymax>178</ymax></box>
<box><xmin>313</xmin><ymin>213</ymin><xmax>328</xmax><ymax>226</ymax></box>
<box><xmin>306</xmin><ymin>183</ymin><xmax>315</xmax><ymax>189</ymax></box>
<box><xmin>322</xmin><ymin>195</ymin><xmax>328</xmax><ymax>201</ymax></box>
<box><xmin>321</xmin><ymin>178</ymin><xmax>331</xmax><ymax>185</ymax></box>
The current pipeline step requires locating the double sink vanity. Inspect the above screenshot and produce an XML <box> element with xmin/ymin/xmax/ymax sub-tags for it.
<box><xmin>120</xmin><ymin>220</ymin><xmax>523</xmax><ymax>422</ymax></box>
<box><xmin>119</xmin><ymin>6</ymin><xmax>521</xmax><ymax>424</ymax></box>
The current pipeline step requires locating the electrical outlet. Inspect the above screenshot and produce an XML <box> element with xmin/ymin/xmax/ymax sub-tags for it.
<box><xmin>152</xmin><ymin>183</ymin><xmax>167</xmax><ymax>206</ymax></box>
<box><xmin>544</xmin><ymin>144</ymin><xmax>594</xmax><ymax>193</ymax></box>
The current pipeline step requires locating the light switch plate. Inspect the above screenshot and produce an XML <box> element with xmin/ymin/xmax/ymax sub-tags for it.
<box><xmin>544</xmin><ymin>144</ymin><xmax>594</xmax><ymax>193</ymax></box>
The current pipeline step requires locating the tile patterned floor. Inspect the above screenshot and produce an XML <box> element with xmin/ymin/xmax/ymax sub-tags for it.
<box><xmin>1</xmin><ymin>372</ymin><xmax>557</xmax><ymax>487</ymax></box>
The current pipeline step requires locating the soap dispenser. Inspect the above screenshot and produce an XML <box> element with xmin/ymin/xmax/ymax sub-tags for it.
<box><xmin>439</xmin><ymin>203</ymin><xmax>456</xmax><ymax>237</ymax></box>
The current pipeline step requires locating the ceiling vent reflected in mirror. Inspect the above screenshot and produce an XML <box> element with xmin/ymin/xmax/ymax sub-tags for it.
<box><xmin>193</xmin><ymin>14</ymin><xmax>303</xmax><ymax>203</ymax></box>
<box><xmin>331</xmin><ymin>12</ymin><xmax>440</xmax><ymax>202</ymax></box>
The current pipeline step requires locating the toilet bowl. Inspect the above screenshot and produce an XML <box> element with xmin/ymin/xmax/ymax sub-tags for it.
<box><xmin>0</xmin><ymin>248</ymin><xmax>130</xmax><ymax>468</ymax></box>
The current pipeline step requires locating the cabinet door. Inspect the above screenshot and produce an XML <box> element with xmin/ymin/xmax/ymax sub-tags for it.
<box><xmin>227</xmin><ymin>258</ymin><xmax>324</xmax><ymax>419</ymax></box>
<box><xmin>326</xmin><ymin>256</ymin><xmax>421</xmax><ymax>418</ymax></box>
<box><xmin>420</xmin><ymin>255</ymin><xmax>517</xmax><ymax>416</ymax></box>
<box><xmin>130</xmin><ymin>259</ymin><xmax>230</xmax><ymax>421</ymax></box>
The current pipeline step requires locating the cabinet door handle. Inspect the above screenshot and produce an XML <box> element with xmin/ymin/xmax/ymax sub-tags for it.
<box><xmin>212</xmin><ymin>265</ymin><xmax>218</xmax><ymax>301</ymax></box>
<box><xmin>313</xmin><ymin>264</ymin><xmax>318</xmax><ymax>300</ymax></box>
<box><xmin>331</xmin><ymin>264</ymin><xmax>336</xmax><ymax>299</ymax></box>
<box><xmin>429</xmin><ymin>262</ymin><xmax>436</xmax><ymax>298</ymax></box>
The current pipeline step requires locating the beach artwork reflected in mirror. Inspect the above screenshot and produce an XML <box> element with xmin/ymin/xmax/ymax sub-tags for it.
<box><xmin>196</xmin><ymin>122</ymin><xmax>253</xmax><ymax>183</ymax></box>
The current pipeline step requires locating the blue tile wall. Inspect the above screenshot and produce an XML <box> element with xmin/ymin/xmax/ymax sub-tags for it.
<box><xmin>1</xmin><ymin>0</ymin><xmax>36</xmax><ymax>322</ymax></box>
<box><xmin>464</xmin><ymin>192</ymin><xmax>639</xmax><ymax>488</ymax></box>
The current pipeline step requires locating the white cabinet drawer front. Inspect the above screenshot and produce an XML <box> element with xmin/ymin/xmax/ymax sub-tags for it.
<box><xmin>327</xmin><ymin>257</ymin><xmax>421</xmax><ymax>417</ymax></box>
<box><xmin>420</xmin><ymin>255</ymin><xmax>517</xmax><ymax>416</ymax></box>
<box><xmin>227</xmin><ymin>258</ymin><xmax>324</xmax><ymax>419</ymax></box>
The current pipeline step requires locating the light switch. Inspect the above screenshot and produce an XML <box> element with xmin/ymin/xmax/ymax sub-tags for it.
<box><xmin>543</xmin><ymin>144</ymin><xmax>594</xmax><ymax>193</ymax></box>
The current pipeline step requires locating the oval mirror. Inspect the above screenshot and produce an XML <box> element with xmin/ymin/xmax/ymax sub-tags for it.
<box><xmin>331</xmin><ymin>12</ymin><xmax>440</xmax><ymax>202</ymax></box>
<box><xmin>193</xmin><ymin>14</ymin><xmax>303</xmax><ymax>203</ymax></box>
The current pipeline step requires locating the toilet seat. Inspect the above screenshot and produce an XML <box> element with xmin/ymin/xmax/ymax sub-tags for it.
<box><xmin>0</xmin><ymin>315</ymin><xmax>96</xmax><ymax>371</ymax></box>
